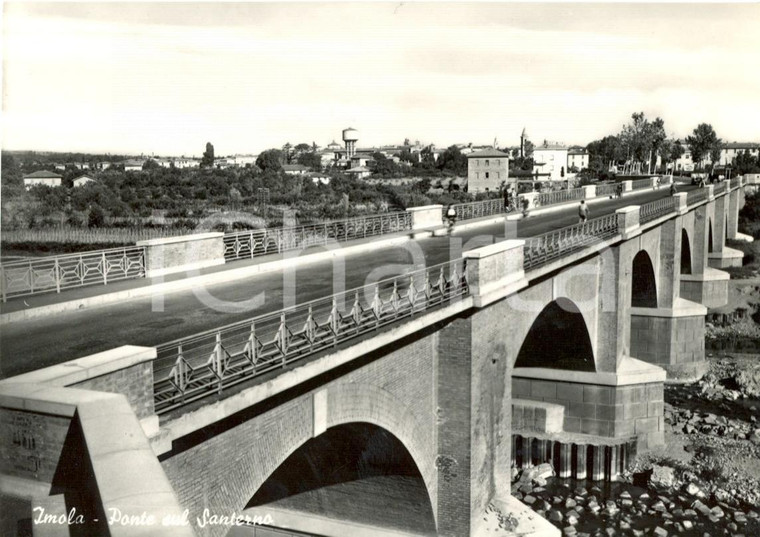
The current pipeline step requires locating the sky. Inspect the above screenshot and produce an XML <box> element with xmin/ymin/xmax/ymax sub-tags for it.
<box><xmin>3</xmin><ymin>2</ymin><xmax>760</xmax><ymax>157</ymax></box>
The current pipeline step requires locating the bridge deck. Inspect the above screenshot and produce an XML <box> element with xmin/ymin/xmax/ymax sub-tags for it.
<box><xmin>0</xmin><ymin>184</ymin><xmax>698</xmax><ymax>379</ymax></box>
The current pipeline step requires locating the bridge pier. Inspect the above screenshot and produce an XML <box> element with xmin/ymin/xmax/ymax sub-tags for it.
<box><xmin>708</xmin><ymin>184</ymin><xmax>744</xmax><ymax>268</ymax></box>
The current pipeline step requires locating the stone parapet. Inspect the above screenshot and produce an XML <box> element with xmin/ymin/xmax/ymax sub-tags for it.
<box><xmin>406</xmin><ymin>204</ymin><xmax>443</xmax><ymax>230</ymax></box>
<box><xmin>582</xmin><ymin>185</ymin><xmax>596</xmax><ymax>199</ymax></box>
<box><xmin>137</xmin><ymin>232</ymin><xmax>225</xmax><ymax>278</ymax></box>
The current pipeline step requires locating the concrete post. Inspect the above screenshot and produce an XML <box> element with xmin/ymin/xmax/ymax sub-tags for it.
<box><xmin>137</xmin><ymin>232</ymin><xmax>225</xmax><ymax>278</ymax></box>
<box><xmin>582</xmin><ymin>185</ymin><xmax>596</xmax><ymax>199</ymax></box>
<box><xmin>622</xmin><ymin>180</ymin><xmax>632</xmax><ymax>192</ymax></box>
<box><xmin>674</xmin><ymin>192</ymin><xmax>688</xmax><ymax>215</ymax></box>
<box><xmin>706</xmin><ymin>184</ymin><xmax>715</xmax><ymax>201</ymax></box>
<box><xmin>615</xmin><ymin>206</ymin><xmax>640</xmax><ymax>240</ymax></box>
<box><xmin>464</xmin><ymin>240</ymin><xmax>527</xmax><ymax>307</ymax></box>
<box><xmin>407</xmin><ymin>204</ymin><xmax>444</xmax><ymax>230</ymax></box>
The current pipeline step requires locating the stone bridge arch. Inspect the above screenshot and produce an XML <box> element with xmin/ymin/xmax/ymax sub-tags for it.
<box><xmin>631</xmin><ymin>250</ymin><xmax>658</xmax><ymax>308</ymax></box>
<box><xmin>680</xmin><ymin>228</ymin><xmax>692</xmax><ymax>275</ymax></box>
<box><xmin>193</xmin><ymin>382</ymin><xmax>437</xmax><ymax>537</ymax></box>
<box><xmin>513</xmin><ymin>297</ymin><xmax>596</xmax><ymax>372</ymax></box>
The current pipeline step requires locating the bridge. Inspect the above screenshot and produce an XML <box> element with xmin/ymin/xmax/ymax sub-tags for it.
<box><xmin>0</xmin><ymin>177</ymin><xmax>750</xmax><ymax>537</ymax></box>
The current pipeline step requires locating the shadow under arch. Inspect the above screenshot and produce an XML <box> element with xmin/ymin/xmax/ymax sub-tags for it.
<box><xmin>708</xmin><ymin>218</ymin><xmax>714</xmax><ymax>253</ymax></box>
<box><xmin>631</xmin><ymin>250</ymin><xmax>657</xmax><ymax>308</ymax></box>
<box><xmin>246</xmin><ymin>422</ymin><xmax>437</xmax><ymax>535</ymax></box>
<box><xmin>680</xmin><ymin>228</ymin><xmax>692</xmax><ymax>275</ymax></box>
<box><xmin>514</xmin><ymin>297</ymin><xmax>595</xmax><ymax>372</ymax></box>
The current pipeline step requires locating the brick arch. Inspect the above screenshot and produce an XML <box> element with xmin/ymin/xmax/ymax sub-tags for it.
<box><xmin>512</xmin><ymin>297</ymin><xmax>596</xmax><ymax>371</ymax></box>
<box><xmin>197</xmin><ymin>383</ymin><xmax>437</xmax><ymax>537</ymax></box>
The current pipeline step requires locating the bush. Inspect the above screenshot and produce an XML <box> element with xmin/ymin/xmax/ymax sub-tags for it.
<box><xmin>88</xmin><ymin>205</ymin><xmax>105</xmax><ymax>228</ymax></box>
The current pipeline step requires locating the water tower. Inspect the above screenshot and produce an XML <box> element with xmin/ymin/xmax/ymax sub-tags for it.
<box><xmin>342</xmin><ymin>127</ymin><xmax>359</xmax><ymax>159</ymax></box>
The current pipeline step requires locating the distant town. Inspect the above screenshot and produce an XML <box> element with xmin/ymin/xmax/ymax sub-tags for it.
<box><xmin>2</xmin><ymin>113</ymin><xmax>760</xmax><ymax>256</ymax></box>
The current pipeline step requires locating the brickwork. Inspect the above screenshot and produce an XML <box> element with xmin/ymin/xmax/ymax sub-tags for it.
<box><xmin>72</xmin><ymin>361</ymin><xmax>154</xmax><ymax>418</ymax></box>
<box><xmin>512</xmin><ymin>377</ymin><xmax>664</xmax><ymax>449</ymax></box>
<box><xmin>160</xmin><ymin>332</ymin><xmax>438</xmax><ymax>537</ymax></box>
<box><xmin>0</xmin><ymin>408</ymin><xmax>71</xmax><ymax>483</ymax></box>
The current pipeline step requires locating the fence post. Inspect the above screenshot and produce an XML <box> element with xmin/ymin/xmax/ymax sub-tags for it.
<box><xmin>101</xmin><ymin>251</ymin><xmax>108</xmax><ymax>285</ymax></box>
<box><xmin>279</xmin><ymin>312</ymin><xmax>288</xmax><ymax>364</ymax></box>
<box><xmin>330</xmin><ymin>297</ymin><xmax>339</xmax><ymax>345</ymax></box>
<box><xmin>55</xmin><ymin>258</ymin><xmax>61</xmax><ymax>294</ymax></box>
<box><xmin>215</xmin><ymin>332</ymin><xmax>224</xmax><ymax>394</ymax></box>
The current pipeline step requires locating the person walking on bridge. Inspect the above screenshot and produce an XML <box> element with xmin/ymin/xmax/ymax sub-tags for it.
<box><xmin>670</xmin><ymin>182</ymin><xmax>678</xmax><ymax>196</ymax></box>
<box><xmin>578</xmin><ymin>200</ymin><xmax>589</xmax><ymax>223</ymax></box>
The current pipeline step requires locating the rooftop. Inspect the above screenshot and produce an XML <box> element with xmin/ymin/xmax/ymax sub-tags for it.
<box><xmin>467</xmin><ymin>148</ymin><xmax>510</xmax><ymax>158</ymax></box>
<box><xmin>23</xmin><ymin>170</ymin><xmax>62</xmax><ymax>179</ymax></box>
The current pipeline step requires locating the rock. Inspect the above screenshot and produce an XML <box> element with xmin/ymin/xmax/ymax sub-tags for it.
<box><xmin>565</xmin><ymin>498</ymin><xmax>577</xmax><ymax>509</ymax></box>
<box><xmin>711</xmin><ymin>505</ymin><xmax>725</xmax><ymax>518</ymax></box>
<box><xmin>533</xmin><ymin>476</ymin><xmax>547</xmax><ymax>487</ymax></box>
<box><xmin>536</xmin><ymin>462</ymin><xmax>554</xmax><ymax>479</ymax></box>
<box><xmin>519</xmin><ymin>483</ymin><xmax>534</xmax><ymax>494</ymax></box>
<box><xmin>519</xmin><ymin>467</ymin><xmax>538</xmax><ymax>483</ymax></box>
<box><xmin>649</xmin><ymin>464</ymin><xmax>676</xmax><ymax>488</ymax></box>
<box><xmin>523</xmin><ymin>495</ymin><xmax>537</xmax><ymax>505</ymax></box>
<box><xmin>619</xmin><ymin>490</ymin><xmax>632</xmax><ymax>500</ymax></box>
<box><xmin>682</xmin><ymin>520</ymin><xmax>694</xmax><ymax>530</ymax></box>
<box><xmin>653</xmin><ymin>527</ymin><xmax>668</xmax><ymax>537</ymax></box>
<box><xmin>685</xmin><ymin>482</ymin><xmax>703</xmax><ymax>497</ymax></box>
<box><xmin>562</xmin><ymin>527</ymin><xmax>577</xmax><ymax>536</ymax></box>
<box><xmin>548</xmin><ymin>510</ymin><xmax>563</xmax><ymax>523</ymax></box>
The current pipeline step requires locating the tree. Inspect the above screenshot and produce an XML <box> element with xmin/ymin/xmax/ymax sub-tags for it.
<box><xmin>282</xmin><ymin>143</ymin><xmax>293</xmax><ymax>164</ymax></box>
<box><xmin>734</xmin><ymin>150</ymin><xmax>760</xmax><ymax>174</ymax></box>
<box><xmin>523</xmin><ymin>139</ymin><xmax>534</xmax><ymax>159</ymax></box>
<box><xmin>619</xmin><ymin>112</ymin><xmax>656</xmax><ymax>173</ymax></box>
<box><xmin>88</xmin><ymin>204</ymin><xmax>105</xmax><ymax>227</ymax></box>
<box><xmin>201</xmin><ymin>142</ymin><xmax>215</xmax><ymax>168</ymax></box>
<box><xmin>437</xmin><ymin>145</ymin><xmax>467</xmax><ymax>175</ymax></box>
<box><xmin>296</xmin><ymin>152</ymin><xmax>322</xmax><ymax>171</ymax></box>
<box><xmin>256</xmin><ymin>149</ymin><xmax>284</xmax><ymax>172</ymax></box>
<box><xmin>587</xmin><ymin>135</ymin><xmax>623</xmax><ymax>172</ymax></box>
<box><xmin>686</xmin><ymin>124</ymin><xmax>721</xmax><ymax>171</ymax></box>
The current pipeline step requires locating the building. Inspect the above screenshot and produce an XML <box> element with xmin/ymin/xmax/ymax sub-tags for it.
<box><xmin>23</xmin><ymin>170</ymin><xmax>62</xmax><ymax>189</ymax></box>
<box><xmin>718</xmin><ymin>142</ymin><xmax>760</xmax><ymax>166</ymax></box>
<box><xmin>282</xmin><ymin>164</ymin><xmax>309</xmax><ymax>176</ymax></box>
<box><xmin>73</xmin><ymin>175</ymin><xmax>96</xmax><ymax>187</ymax></box>
<box><xmin>466</xmin><ymin>148</ymin><xmax>510</xmax><ymax>193</ymax></box>
<box><xmin>567</xmin><ymin>148</ymin><xmax>589</xmax><ymax>172</ymax></box>
<box><xmin>123</xmin><ymin>160</ymin><xmax>144</xmax><ymax>172</ymax></box>
<box><xmin>533</xmin><ymin>142</ymin><xmax>569</xmax><ymax>182</ymax></box>
<box><xmin>345</xmin><ymin>166</ymin><xmax>371</xmax><ymax>179</ymax></box>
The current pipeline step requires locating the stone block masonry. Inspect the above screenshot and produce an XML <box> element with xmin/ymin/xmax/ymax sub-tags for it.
<box><xmin>512</xmin><ymin>375</ymin><xmax>665</xmax><ymax>450</ymax></box>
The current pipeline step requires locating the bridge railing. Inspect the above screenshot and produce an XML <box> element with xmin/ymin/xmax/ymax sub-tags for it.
<box><xmin>0</xmin><ymin>246</ymin><xmax>146</xmax><ymax>302</ymax></box>
<box><xmin>631</xmin><ymin>178</ymin><xmax>652</xmax><ymax>190</ymax></box>
<box><xmin>713</xmin><ymin>182</ymin><xmax>726</xmax><ymax>196</ymax></box>
<box><xmin>730</xmin><ymin>177</ymin><xmax>740</xmax><ymax>189</ymax></box>
<box><xmin>595</xmin><ymin>183</ymin><xmax>619</xmax><ymax>198</ymax></box>
<box><xmin>537</xmin><ymin>187</ymin><xmax>585</xmax><ymax>207</ymax></box>
<box><xmin>686</xmin><ymin>188</ymin><xmax>709</xmax><ymax>206</ymax></box>
<box><xmin>447</xmin><ymin>198</ymin><xmax>516</xmax><ymax>221</ymax></box>
<box><xmin>152</xmin><ymin>259</ymin><xmax>469</xmax><ymax>414</ymax></box>
<box><xmin>222</xmin><ymin>212</ymin><xmax>412</xmax><ymax>261</ymax></box>
<box><xmin>639</xmin><ymin>196</ymin><xmax>677</xmax><ymax>224</ymax></box>
<box><xmin>522</xmin><ymin>214</ymin><xmax>619</xmax><ymax>270</ymax></box>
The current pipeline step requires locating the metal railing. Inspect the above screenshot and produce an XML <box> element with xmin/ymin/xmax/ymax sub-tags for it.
<box><xmin>630</xmin><ymin>178</ymin><xmax>653</xmax><ymax>190</ymax></box>
<box><xmin>639</xmin><ymin>197</ymin><xmax>677</xmax><ymax>224</ymax></box>
<box><xmin>448</xmin><ymin>198</ymin><xmax>518</xmax><ymax>221</ymax></box>
<box><xmin>596</xmin><ymin>183</ymin><xmax>620</xmax><ymax>198</ymax></box>
<box><xmin>713</xmin><ymin>182</ymin><xmax>726</xmax><ymax>196</ymax></box>
<box><xmin>731</xmin><ymin>177</ymin><xmax>740</xmax><ymax>189</ymax></box>
<box><xmin>686</xmin><ymin>188</ymin><xmax>709</xmax><ymax>206</ymax></box>
<box><xmin>522</xmin><ymin>214</ymin><xmax>619</xmax><ymax>270</ymax></box>
<box><xmin>223</xmin><ymin>212</ymin><xmax>412</xmax><ymax>261</ymax></box>
<box><xmin>152</xmin><ymin>259</ymin><xmax>469</xmax><ymax>414</ymax></box>
<box><xmin>0</xmin><ymin>246</ymin><xmax>146</xmax><ymax>302</ymax></box>
<box><xmin>537</xmin><ymin>188</ymin><xmax>584</xmax><ymax>207</ymax></box>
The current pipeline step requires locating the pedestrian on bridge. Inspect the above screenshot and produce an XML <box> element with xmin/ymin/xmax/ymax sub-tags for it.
<box><xmin>578</xmin><ymin>200</ymin><xmax>589</xmax><ymax>223</ymax></box>
<box><xmin>670</xmin><ymin>182</ymin><xmax>678</xmax><ymax>196</ymax></box>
